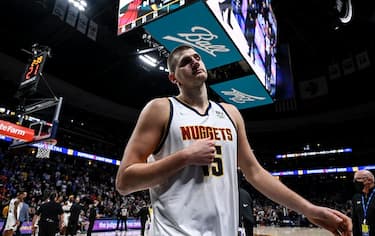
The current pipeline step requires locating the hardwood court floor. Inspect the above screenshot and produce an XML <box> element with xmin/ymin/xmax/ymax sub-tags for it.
<box><xmin>76</xmin><ymin>226</ymin><xmax>332</xmax><ymax>236</ymax></box>
<box><xmin>254</xmin><ymin>226</ymin><xmax>332</xmax><ymax>236</ymax></box>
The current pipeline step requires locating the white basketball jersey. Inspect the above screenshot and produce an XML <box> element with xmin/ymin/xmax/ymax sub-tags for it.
<box><xmin>148</xmin><ymin>97</ymin><xmax>239</xmax><ymax>236</ymax></box>
<box><xmin>4</xmin><ymin>198</ymin><xmax>18</xmax><ymax>231</ymax></box>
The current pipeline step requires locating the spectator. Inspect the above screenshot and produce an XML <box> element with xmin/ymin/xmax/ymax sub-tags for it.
<box><xmin>352</xmin><ymin>170</ymin><xmax>375</xmax><ymax>236</ymax></box>
<box><xmin>32</xmin><ymin>192</ymin><xmax>64</xmax><ymax>236</ymax></box>
<box><xmin>15</xmin><ymin>191</ymin><xmax>29</xmax><ymax>236</ymax></box>
<box><xmin>86</xmin><ymin>200</ymin><xmax>99</xmax><ymax>236</ymax></box>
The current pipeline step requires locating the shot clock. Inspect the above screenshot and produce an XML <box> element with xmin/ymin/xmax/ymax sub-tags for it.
<box><xmin>18</xmin><ymin>50</ymin><xmax>49</xmax><ymax>95</ymax></box>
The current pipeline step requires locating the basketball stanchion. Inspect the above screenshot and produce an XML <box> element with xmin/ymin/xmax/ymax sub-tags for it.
<box><xmin>35</xmin><ymin>138</ymin><xmax>57</xmax><ymax>159</ymax></box>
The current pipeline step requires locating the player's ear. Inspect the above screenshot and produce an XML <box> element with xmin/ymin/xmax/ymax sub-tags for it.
<box><xmin>168</xmin><ymin>73</ymin><xmax>178</xmax><ymax>85</ymax></box>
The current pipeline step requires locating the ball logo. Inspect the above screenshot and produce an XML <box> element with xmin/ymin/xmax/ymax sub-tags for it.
<box><xmin>163</xmin><ymin>26</ymin><xmax>230</xmax><ymax>57</ymax></box>
<box><xmin>221</xmin><ymin>88</ymin><xmax>266</xmax><ymax>104</ymax></box>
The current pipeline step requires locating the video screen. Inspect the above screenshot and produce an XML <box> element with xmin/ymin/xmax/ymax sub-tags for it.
<box><xmin>233</xmin><ymin>0</ymin><xmax>277</xmax><ymax>97</ymax></box>
<box><xmin>117</xmin><ymin>0</ymin><xmax>186</xmax><ymax>35</ymax></box>
<box><xmin>206</xmin><ymin>0</ymin><xmax>278</xmax><ymax>97</ymax></box>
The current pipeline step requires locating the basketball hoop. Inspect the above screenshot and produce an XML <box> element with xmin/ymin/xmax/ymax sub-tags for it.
<box><xmin>35</xmin><ymin>139</ymin><xmax>57</xmax><ymax>159</ymax></box>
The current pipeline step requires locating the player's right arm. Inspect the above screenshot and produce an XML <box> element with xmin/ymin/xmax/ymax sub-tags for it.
<box><xmin>115</xmin><ymin>98</ymin><xmax>216</xmax><ymax>196</ymax></box>
<box><xmin>14</xmin><ymin>199</ymin><xmax>20</xmax><ymax>227</ymax></box>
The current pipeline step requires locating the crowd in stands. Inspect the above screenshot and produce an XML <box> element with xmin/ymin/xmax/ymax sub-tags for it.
<box><xmin>251</xmin><ymin>197</ymin><xmax>352</xmax><ymax>228</ymax></box>
<box><xmin>0</xmin><ymin>143</ymin><xmax>149</xmax><ymax>233</ymax></box>
<box><xmin>0</xmin><ymin>142</ymin><xmax>354</xmax><ymax>232</ymax></box>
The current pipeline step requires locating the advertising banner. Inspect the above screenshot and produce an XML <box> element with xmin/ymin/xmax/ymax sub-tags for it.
<box><xmin>0</xmin><ymin>120</ymin><xmax>34</xmax><ymax>141</ymax></box>
<box><xmin>144</xmin><ymin>0</ymin><xmax>243</xmax><ymax>70</ymax></box>
<box><xmin>210</xmin><ymin>75</ymin><xmax>273</xmax><ymax>109</ymax></box>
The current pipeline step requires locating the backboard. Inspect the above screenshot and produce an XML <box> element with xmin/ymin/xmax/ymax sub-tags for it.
<box><xmin>5</xmin><ymin>96</ymin><xmax>63</xmax><ymax>149</ymax></box>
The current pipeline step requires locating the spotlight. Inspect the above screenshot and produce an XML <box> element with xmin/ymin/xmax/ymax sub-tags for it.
<box><xmin>139</xmin><ymin>55</ymin><xmax>157</xmax><ymax>67</ymax></box>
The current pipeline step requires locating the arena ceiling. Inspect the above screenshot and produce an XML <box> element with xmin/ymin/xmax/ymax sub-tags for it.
<box><xmin>0</xmin><ymin>0</ymin><xmax>375</xmax><ymax>143</ymax></box>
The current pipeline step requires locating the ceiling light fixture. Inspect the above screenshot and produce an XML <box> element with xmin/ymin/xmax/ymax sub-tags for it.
<box><xmin>139</xmin><ymin>55</ymin><xmax>157</xmax><ymax>67</ymax></box>
<box><xmin>335</xmin><ymin>0</ymin><xmax>353</xmax><ymax>24</ymax></box>
<box><xmin>143</xmin><ymin>54</ymin><xmax>157</xmax><ymax>64</ymax></box>
<box><xmin>68</xmin><ymin>0</ymin><xmax>87</xmax><ymax>11</ymax></box>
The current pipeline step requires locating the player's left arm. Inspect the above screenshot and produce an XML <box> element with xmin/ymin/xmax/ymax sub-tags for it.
<box><xmin>222</xmin><ymin>103</ymin><xmax>352</xmax><ymax>236</ymax></box>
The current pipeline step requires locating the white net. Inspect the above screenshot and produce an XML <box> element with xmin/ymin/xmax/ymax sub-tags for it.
<box><xmin>36</xmin><ymin>147</ymin><xmax>51</xmax><ymax>159</ymax></box>
<box><xmin>35</xmin><ymin>139</ymin><xmax>56</xmax><ymax>159</ymax></box>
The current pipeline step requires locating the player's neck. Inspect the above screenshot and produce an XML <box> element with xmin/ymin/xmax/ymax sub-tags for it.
<box><xmin>177</xmin><ymin>92</ymin><xmax>209</xmax><ymax>111</ymax></box>
<box><xmin>179</xmin><ymin>83</ymin><xmax>208</xmax><ymax>103</ymax></box>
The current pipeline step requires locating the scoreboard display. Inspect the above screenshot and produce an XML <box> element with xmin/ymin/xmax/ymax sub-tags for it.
<box><xmin>117</xmin><ymin>0</ymin><xmax>186</xmax><ymax>35</ymax></box>
<box><xmin>18</xmin><ymin>50</ymin><xmax>49</xmax><ymax>94</ymax></box>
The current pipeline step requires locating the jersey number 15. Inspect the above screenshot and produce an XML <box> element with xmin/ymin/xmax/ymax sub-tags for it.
<box><xmin>202</xmin><ymin>145</ymin><xmax>224</xmax><ymax>176</ymax></box>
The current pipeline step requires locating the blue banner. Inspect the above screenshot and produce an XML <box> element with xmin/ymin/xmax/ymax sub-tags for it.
<box><xmin>210</xmin><ymin>75</ymin><xmax>273</xmax><ymax>109</ymax></box>
<box><xmin>91</xmin><ymin>218</ymin><xmax>141</xmax><ymax>231</ymax></box>
<box><xmin>0</xmin><ymin>218</ymin><xmax>141</xmax><ymax>234</ymax></box>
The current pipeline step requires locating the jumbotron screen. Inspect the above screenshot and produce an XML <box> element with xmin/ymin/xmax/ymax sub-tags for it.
<box><xmin>206</xmin><ymin>0</ymin><xmax>278</xmax><ymax>97</ymax></box>
<box><xmin>117</xmin><ymin>0</ymin><xmax>186</xmax><ymax>35</ymax></box>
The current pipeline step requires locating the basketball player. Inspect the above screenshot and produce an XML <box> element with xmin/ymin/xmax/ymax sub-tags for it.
<box><xmin>116</xmin><ymin>44</ymin><xmax>352</xmax><ymax>236</ymax></box>
<box><xmin>2</xmin><ymin>192</ymin><xmax>21</xmax><ymax>236</ymax></box>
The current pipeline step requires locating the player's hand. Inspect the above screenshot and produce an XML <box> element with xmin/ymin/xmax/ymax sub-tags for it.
<box><xmin>12</xmin><ymin>220</ymin><xmax>20</xmax><ymax>227</ymax></box>
<box><xmin>184</xmin><ymin>138</ymin><xmax>216</xmax><ymax>166</ymax></box>
<box><xmin>306</xmin><ymin>206</ymin><xmax>352</xmax><ymax>236</ymax></box>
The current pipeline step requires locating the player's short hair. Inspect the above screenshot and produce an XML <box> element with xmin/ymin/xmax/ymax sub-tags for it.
<box><xmin>167</xmin><ymin>45</ymin><xmax>194</xmax><ymax>73</ymax></box>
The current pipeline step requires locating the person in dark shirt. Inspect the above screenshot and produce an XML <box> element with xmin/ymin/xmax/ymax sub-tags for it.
<box><xmin>238</xmin><ymin>169</ymin><xmax>255</xmax><ymax>236</ymax></box>
<box><xmin>86</xmin><ymin>200</ymin><xmax>99</xmax><ymax>236</ymax></box>
<box><xmin>32</xmin><ymin>192</ymin><xmax>63</xmax><ymax>236</ymax></box>
<box><xmin>116</xmin><ymin>203</ymin><xmax>128</xmax><ymax>232</ymax></box>
<box><xmin>137</xmin><ymin>203</ymin><xmax>150</xmax><ymax>236</ymax></box>
<box><xmin>239</xmin><ymin>187</ymin><xmax>255</xmax><ymax>236</ymax></box>
<box><xmin>352</xmin><ymin>170</ymin><xmax>375</xmax><ymax>236</ymax></box>
<box><xmin>66</xmin><ymin>196</ymin><xmax>81</xmax><ymax>236</ymax></box>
